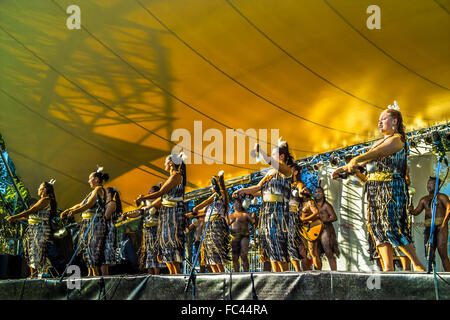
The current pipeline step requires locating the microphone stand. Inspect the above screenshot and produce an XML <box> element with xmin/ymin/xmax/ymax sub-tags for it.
<box><xmin>184</xmin><ymin>196</ymin><xmax>217</xmax><ymax>298</ymax></box>
<box><xmin>426</xmin><ymin>154</ymin><xmax>447</xmax><ymax>274</ymax></box>
<box><xmin>59</xmin><ymin>209</ymin><xmax>100</xmax><ymax>282</ymax></box>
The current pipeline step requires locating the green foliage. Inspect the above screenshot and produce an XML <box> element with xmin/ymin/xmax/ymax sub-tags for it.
<box><xmin>0</xmin><ymin>205</ymin><xmax>23</xmax><ymax>255</ymax></box>
<box><xmin>0</xmin><ymin>135</ymin><xmax>31</xmax><ymax>254</ymax></box>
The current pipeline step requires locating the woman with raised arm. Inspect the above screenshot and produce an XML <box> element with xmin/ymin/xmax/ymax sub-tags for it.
<box><xmin>135</xmin><ymin>153</ymin><xmax>188</xmax><ymax>275</ymax></box>
<box><xmin>332</xmin><ymin>104</ymin><xmax>425</xmax><ymax>272</ymax></box>
<box><xmin>233</xmin><ymin>139</ymin><xmax>293</xmax><ymax>272</ymax></box>
<box><xmin>7</xmin><ymin>180</ymin><xmax>57</xmax><ymax>278</ymax></box>
<box><xmin>60</xmin><ymin>168</ymin><xmax>109</xmax><ymax>277</ymax></box>
<box><xmin>187</xmin><ymin>171</ymin><xmax>230</xmax><ymax>273</ymax></box>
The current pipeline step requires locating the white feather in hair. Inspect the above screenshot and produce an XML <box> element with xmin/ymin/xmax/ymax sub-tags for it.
<box><xmin>387</xmin><ymin>100</ymin><xmax>400</xmax><ymax>111</ymax></box>
<box><xmin>277</xmin><ymin>137</ymin><xmax>287</xmax><ymax>147</ymax></box>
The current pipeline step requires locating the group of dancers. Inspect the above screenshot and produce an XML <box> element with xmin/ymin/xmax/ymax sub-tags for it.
<box><xmin>6</xmin><ymin>106</ymin><xmax>450</xmax><ymax>278</ymax></box>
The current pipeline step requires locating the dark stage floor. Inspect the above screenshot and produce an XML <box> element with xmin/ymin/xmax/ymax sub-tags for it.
<box><xmin>0</xmin><ymin>271</ymin><xmax>449</xmax><ymax>300</ymax></box>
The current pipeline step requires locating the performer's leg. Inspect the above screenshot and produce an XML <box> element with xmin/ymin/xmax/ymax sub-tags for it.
<box><xmin>397</xmin><ymin>243</ymin><xmax>425</xmax><ymax>271</ymax></box>
<box><xmin>148</xmin><ymin>268</ymin><xmax>155</xmax><ymax>275</ymax></box>
<box><xmin>320</xmin><ymin>232</ymin><xmax>337</xmax><ymax>271</ymax></box>
<box><xmin>308</xmin><ymin>241</ymin><xmax>322</xmax><ymax>270</ymax></box>
<box><xmin>279</xmin><ymin>262</ymin><xmax>289</xmax><ymax>272</ymax></box>
<box><xmin>154</xmin><ymin>267</ymin><xmax>160</xmax><ymax>275</ymax></box>
<box><xmin>270</xmin><ymin>261</ymin><xmax>280</xmax><ymax>272</ymax></box>
<box><xmin>399</xmin><ymin>257</ymin><xmax>411</xmax><ymax>271</ymax></box>
<box><xmin>437</xmin><ymin>227</ymin><xmax>450</xmax><ymax>272</ymax></box>
<box><xmin>92</xmin><ymin>267</ymin><xmax>100</xmax><ymax>277</ymax></box>
<box><xmin>174</xmin><ymin>262</ymin><xmax>181</xmax><ymax>274</ymax></box>
<box><xmin>377</xmin><ymin>243</ymin><xmax>394</xmax><ymax>271</ymax></box>
<box><xmin>166</xmin><ymin>262</ymin><xmax>174</xmax><ymax>274</ymax></box>
<box><xmin>231</xmin><ymin>239</ymin><xmax>241</xmax><ymax>272</ymax></box>
<box><xmin>299</xmin><ymin>242</ymin><xmax>311</xmax><ymax>271</ymax></box>
<box><xmin>240</xmin><ymin>237</ymin><xmax>250</xmax><ymax>272</ymax></box>
<box><xmin>290</xmin><ymin>259</ymin><xmax>301</xmax><ymax>272</ymax></box>
<box><xmin>217</xmin><ymin>264</ymin><xmax>225</xmax><ymax>273</ymax></box>
<box><xmin>29</xmin><ymin>267</ymin><xmax>35</xmax><ymax>278</ymax></box>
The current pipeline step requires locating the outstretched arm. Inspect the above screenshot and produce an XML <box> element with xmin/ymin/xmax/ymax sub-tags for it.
<box><xmin>136</xmin><ymin>173</ymin><xmax>182</xmax><ymax>203</ymax></box>
<box><xmin>232</xmin><ymin>170</ymin><xmax>273</xmax><ymax>198</ymax></box>
<box><xmin>192</xmin><ymin>194</ymin><xmax>215</xmax><ymax>215</ymax></box>
<box><xmin>408</xmin><ymin>197</ymin><xmax>426</xmax><ymax>216</ymax></box>
<box><xmin>67</xmin><ymin>187</ymin><xmax>104</xmax><ymax>218</ymax></box>
<box><xmin>333</xmin><ymin>135</ymin><xmax>404</xmax><ymax>178</ymax></box>
<box><xmin>6</xmin><ymin>197</ymin><xmax>50</xmax><ymax>223</ymax></box>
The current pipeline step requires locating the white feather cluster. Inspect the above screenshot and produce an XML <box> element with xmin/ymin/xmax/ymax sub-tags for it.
<box><xmin>387</xmin><ymin>100</ymin><xmax>400</xmax><ymax>111</ymax></box>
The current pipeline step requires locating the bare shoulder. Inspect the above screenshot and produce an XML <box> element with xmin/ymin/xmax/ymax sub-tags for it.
<box><xmin>418</xmin><ymin>195</ymin><xmax>429</xmax><ymax>205</ymax></box>
<box><xmin>93</xmin><ymin>186</ymin><xmax>103</xmax><ymax>194</ymax></box>
<box><xmin>37</xmin><ymin>197</ymin><xmax>51</xmax><ymax>207</ymax></box>
<box><xmin>170</xmin><ymin>172</ymin><xmax>183</xmax><ymax>183</ymax></box>
<box><xmin>438</xmin><ymin>193</ymin><xmax>449</xmax><ymax>202</ymax></box>
<box><xmin>387</xmin><ymin>134</ymin><xmax>404</xmax><ymax>147</ymax></box>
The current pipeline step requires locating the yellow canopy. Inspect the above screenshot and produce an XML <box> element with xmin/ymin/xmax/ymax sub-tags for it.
<box><xmin>0</xmin><ymin>0</ymin><xmax>448</xmax><ymax>210</ymax></box>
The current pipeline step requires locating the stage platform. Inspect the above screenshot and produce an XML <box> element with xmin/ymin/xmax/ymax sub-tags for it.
<box><xmin>0</xmin><ymin>271</ymin><xmax>449</xmax><ymax>300</ymax></box>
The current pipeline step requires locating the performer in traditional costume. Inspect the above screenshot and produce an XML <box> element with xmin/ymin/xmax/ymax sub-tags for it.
<box><xmin>287</xmin><ymin>164</ymin><xmax>311</xmax><ymax>271</ymax></box>
<box><xmin>409</xmin><ymin>176</ymin><xmax>450</xmax><ymax>271</ymax></box>
<box><xmin>314</xmin><ymin>186</ymin><xmax>340</xmax><ymax>271</ymax></box>
<box><xmin>61</xmin><ymin>167</ymin><xmax>109</xmax><ymax>277</ymax></box>
<box><xmin>188</xmin><ymin>171</ymin><xmax>231</xmax><ymax>273</ymax></box>
<box><xmin>228</xmin><ymin>194</ymin><xmax>257</xmax><ymax>272</ymax></box>
<box><xmin>101</xmin><ymin>187</ymin><xmax>122</xmax><ymax>275</ymax></box>
<box><xmin>332</xmin><ymin>103</ymin><xmax>425</xmax><ymax>271</ymax></box>
<box><xmin>233</xmin><ymin>138</ymin><xmax>293</xmax><ymax>272</ymax></box>
<box><xmin>7</xmin><ymin>180</ymin><xmax>57</xmax><ymax>278</ymax></box>
<box><xmin>125</xmin><ymin>184</ymin><xmax>165</xmax><ymax>275</ymax></box>
<box><xmin>135</xmin><ymin>153</ymin><xmax>187</xmax><ymax>275</ymax></box>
